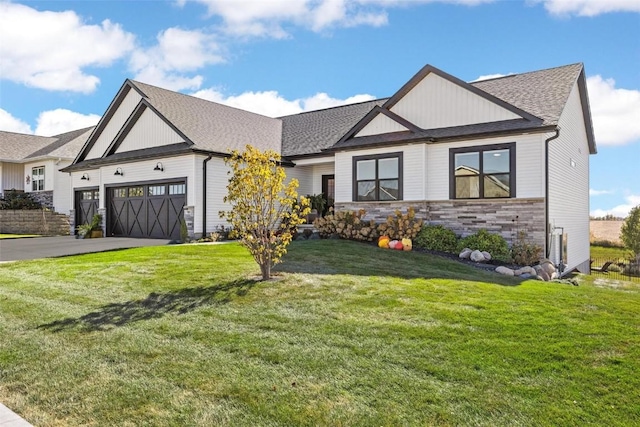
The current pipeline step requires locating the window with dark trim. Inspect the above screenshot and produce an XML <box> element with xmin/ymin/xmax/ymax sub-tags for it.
<box><xmin>449</xmin><ymin>143</ymin><xmax>515</xmax><ymax>199</ymax></box>
<box><xmin>353</xmin><ymin>152</ymin><xmax>403</xmax><ymax>201</ymax></box>
<box><xmin>32</xmin><ymin>166</ymin><xmax>45</xmax><ymax>191</ymax></box>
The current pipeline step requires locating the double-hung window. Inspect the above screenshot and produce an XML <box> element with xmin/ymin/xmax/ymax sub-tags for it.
<box><xmin>450</xmin><ymin>143</ymin><xmax>515</xmax><ymax>199</ymax></box>
<box><xmin>353</xmin><ymin>152</ymin><xmax>403</xmax><ymax>201</ymax></box>
<box><xmin>32</xmin><ymin>166</ymin><xmax>45</xmax><ymax>191</ymax></box>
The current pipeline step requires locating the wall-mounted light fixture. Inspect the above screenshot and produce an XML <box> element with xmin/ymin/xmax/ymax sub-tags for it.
<box><xmin>26</xmin><ymin>176</ymin><xmax>31</xmax><ymax>184</ymax></box>
<box><xmin>81</xmin><ymin>173</ymin><xmax>90</xmax><ymax>181</ymax></box>
<box><xmin>153</xmin><ymin>162</ymin><xmax>164</xmax><ymax>172</ymax></box>
<box><xmin>114</xmin><ymin>167</ymin><xmax>123</xmax><ymax>176</ymax></box>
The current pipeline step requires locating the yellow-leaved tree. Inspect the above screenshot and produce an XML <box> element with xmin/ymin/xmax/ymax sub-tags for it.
<box><xmin>220</xmin><ymin>145</ymin><xmax>310</xmax><ymax>280</ymax></box>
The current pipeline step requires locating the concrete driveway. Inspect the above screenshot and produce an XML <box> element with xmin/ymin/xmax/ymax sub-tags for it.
<box><xmin>0</xmin><ymin>236</ymin><xmax>172</xmax><ymax>262</ymax></box>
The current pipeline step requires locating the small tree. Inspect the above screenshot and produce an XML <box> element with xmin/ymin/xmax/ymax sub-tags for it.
<box><xmin>621</xmin><ymin>205</ymin><xmax>640</xmax><ymax>262</ymax></box>
<box><xmin>220</xmin><ymin>145</ymin><xmax>310</xmax><ymax>280</ymax></box>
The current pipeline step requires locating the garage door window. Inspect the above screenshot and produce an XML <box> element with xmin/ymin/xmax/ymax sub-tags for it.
<box><xmin>113</xmin><ymin>188</ymin><xmax>127</xmax><ymax>198</ymax></box>
<box><xmin>129</xmin><ymin>187</ymin><xmax>144</xmax><ymax>197</ymax></box>
<box><xmin>169</xmin><ymin>184</ymin><xmax>185</xmax><ymax>195</ymax></box>
<box><xmin>148</xmin><ymin>185</ymin><xmax>166</xmax><ymax>196</ymax></box>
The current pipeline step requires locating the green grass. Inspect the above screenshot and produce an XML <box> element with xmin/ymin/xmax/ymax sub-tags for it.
<box><xmin>0</xmin><ymin>233</ymin><xmax>40</xmax><ymax>239</ymax></box>
<box><xmin>590</xmin><ymin>244</ymin><xmax>630</xmax><ymax>261</ymax></box>
<box><xmin>1</xmin><ymin>240</ymin><xmax>639</xmax><ymax>426</ymax></box>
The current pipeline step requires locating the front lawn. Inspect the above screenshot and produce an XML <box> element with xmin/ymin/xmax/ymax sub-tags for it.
<box><xmin>0</xmin><ymin>233</ymin><xmax>40</xmax><ymax>239</ymax></box>
<box><xmin>0</xmin><ymin>241</ymin><xmax>638</xmax><ymax>426</ymax></box>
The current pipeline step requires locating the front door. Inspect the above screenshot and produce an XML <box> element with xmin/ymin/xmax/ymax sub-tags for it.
<box><xmin>321</xmin><ymin>174</ymin><xmax>335</xmax><ymax>215</ymax></box>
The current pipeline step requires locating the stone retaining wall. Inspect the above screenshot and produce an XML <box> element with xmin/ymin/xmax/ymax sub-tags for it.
<box><xmin>334</xmin><ymin>198</ymin><xmax>545</xmax><ymax>246</ymax></box>
<box><xmin>0</xmin><ymin>210</ymin><xmax>70</xmax><ymax>235</ymax></box>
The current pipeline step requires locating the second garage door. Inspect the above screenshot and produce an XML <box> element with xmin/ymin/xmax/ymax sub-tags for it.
<box><xmin>108</xmin><ymin>181</ymin><xmax>186</xmax><ymax>239</ymax></box>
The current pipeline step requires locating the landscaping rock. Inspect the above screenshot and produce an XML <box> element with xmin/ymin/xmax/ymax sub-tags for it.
<box><xmin>535</xmin><ymin>266</ymin><xmax>550</xmax><ymax>281</ymax></box>
<box><xmin>514</xmin><ymin>266</ymin><xmax>536</xmax><ymax>276</ymax></box>
<box><xmin>309</xmin><ymin>232</ymin><xmax>320</xmax><ymax>240</ymax></box>
<box><xmin>540</xmin><ymin>259</ymin><xmax>556</xmax><ymax>276</ymax></box>
<box><xmin>459</xmin><ymin>248</ymin><xmax>472</xmax><ymax>259</ymax></box>
<box><xmin>470</xmin><ymin>250</ymin><xmax>486</xmax><ymax>262</ymax></box>
<box><xmin>520</xmin><ymin>273</ymin><xmax>533</xmax><ymax>279</ymax></box>
<box><xmin>495</xmin><ymin>266</ymin><xmax>514</xmax><ymax>276</ymax></box>
<box><xmin>481</xmin><ymin>251</ymin><xmax>492</xmax><ymax>261</ymax></box>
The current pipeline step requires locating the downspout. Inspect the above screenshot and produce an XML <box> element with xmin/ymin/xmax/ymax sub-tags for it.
<box><xmin>544</xmin><ymin>128</ymin><xmax>561</xmax><ymax>258</ymax></box>
<box><xmin>202</xmin><ymin>154</ymin><xmax>213</xmax><ymax>238</ymax></box>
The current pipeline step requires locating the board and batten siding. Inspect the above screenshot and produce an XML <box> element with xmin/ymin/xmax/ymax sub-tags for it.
<box><xmin>116</xmin><ymin>108</ymin><xmax>185</xmax><ymax>153</ymax></box>
<box><xmin>426</xmin><ymin>134</ymin><xmax>545</xmax><ymax>201</ymax></box>
<box><xmin>203</xmin><ymin>156</ymin><xmax>232</xmax><ymax>234</ymax></box>
<box><xmin>389</xmin><ymin>73</ymin><xmax>521</xmax><ymax>130</ymax></box>
<box><xmin>334</xmin><ymin>144</ymin><xmax>424</xmax><ymax>203</ymax></box>
<box><xmin>84</xmin><ymin>88</ymin><xmax>142</xmax><ymax>160</ymax></box>
<box><xmin>1</xmin><ymin>162</ymin><xmax>22</xmax><ymax>191</ymax></box>
<box><xmin>548</xmin><ymin>82</ymin><xmax>591</xmax><ymax>273</ymax></box>
<box><xmin>356</xmin><ymin>114</ymin><xmax>409</xmax><ymax>137</ymax></box>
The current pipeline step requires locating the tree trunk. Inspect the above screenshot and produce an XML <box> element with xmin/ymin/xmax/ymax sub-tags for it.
<box><xmin>260</xmin><ymin>262</ymin><xmax>271</xmax><ymax>281</ymax></box>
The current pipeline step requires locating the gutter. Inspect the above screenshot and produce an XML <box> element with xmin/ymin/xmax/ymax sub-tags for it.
<box><xmin>202</xmin><ymin>154</ymin><xmax>213</xmax><ymax>237</ymax></box>
<box><xmin>544</xmin><ymin>128</ymin><xmax>561</xmax><ymax>258</ymax></box>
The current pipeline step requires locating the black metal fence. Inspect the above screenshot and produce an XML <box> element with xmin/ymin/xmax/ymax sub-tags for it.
<box><xmin>590</xmin><ymin>257</ymin><xmax>640</xmax><ymax>282</ymax></box>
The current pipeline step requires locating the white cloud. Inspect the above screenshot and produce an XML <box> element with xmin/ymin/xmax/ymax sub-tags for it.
<box><xmin>0</xmin><ymin>2</ymin><xmax>135</xmax><ymax>93</ymax></box>
<box><xmin>191</xmin><ymin>88</ymin><xmax>376</xmax><ymax>117</ymax></box>
<box><xmin>590</xmin><ymin>188</ymin><xmax>613</xmax><ymax>196</ymax></box>
<box><xmin>591</xmin><ymin>195</ymin><xmax>640</xmax><ymax>218</ymax></box>
<box><xmin>0</xmin><ymin>109</ymin><xmax>33</xmax><ymax>134</ymax></box>
<box><xmin>34</xmin><ymin>109</ymin><xmax>100</xmax><ymax>136</ymax></box>
<box><xmin>532</xmin><ymin>0</ymin><xmax>640</xmax><ymax>16</ymax></box>
<box><xmin>130</xmin><ymin>27</ymin><xmax>224</xmax><ymax>91</ymax></box>
<box><xmin>178</xmin><ymin>0</ymin><xmax>491</xmax><ymax>37</ymax></box>
<box><xmin>587</xmin><ymin>75</ymin><xmax>640</xmax><ymax>146</ymax></box>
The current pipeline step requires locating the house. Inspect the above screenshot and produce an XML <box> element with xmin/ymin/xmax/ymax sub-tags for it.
<box><xmin>0</xmin><ymin>127</ymin><xmax>93</xmax><ymax>213</ymax></box>
<box><xmin>62</xmin><ymin>63</ymin><xmax>596</xmax><ymax>274</ymax></box>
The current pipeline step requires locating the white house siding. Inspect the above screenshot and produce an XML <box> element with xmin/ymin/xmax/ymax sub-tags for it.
<box><xmin>356</xmin><ymin>113</ymin><xmax>409</xmax><ymax>137</ymax></box>
<box><xmin>23</xmin><ymin>159</ymin><xmax>55</xmax><ymax>192</ymax></box>
<box><xmin>84</xmin><ymin>89</ymin><xmax>142</xmax><ymax>160</ymax></box>
<box><xmin>334</xmin><ymin>144</ymin><xmax>425</xmax><ymax>203</ymax></box>
<box><xmin>312</xmin><ymin>163</ymin><xmax>334</xmax><ymax>195</ymax></box>
<box><xmin>116</xmin><ymin>108</ymin><xmax>184</xmax><ymax>153</ymax></box>
<box><xmin>426</xmin><ymin>134</ymin><xmax>545</xmax><ymax>201</ymax></box>
<box><xmin>390</xmin><ymin>73</ymin><xmax>521</xmax><ymax>130</ymax></box>
<box><xmin>548</xmin><ymin>82</ymin><xmax>591</xmax><ymax>273</ymax></box>
<box><xmin>203</xmin><ymin>156</ymin><xmax>232</xmax><ymax>234</ymax></box>
<box><xmin>286</xmin><ymin>165</ymin><xmax>313</xmax><ymax>197</ymax></box>
<box><xmin>53</xmin><ymin>160</ymin><xmax>72</xmax><ymax>213</ymax></box>
<box><xmin>1</xmin><ymin>162</ymin><xmax>22</xmax><ymax>191</ymax></box>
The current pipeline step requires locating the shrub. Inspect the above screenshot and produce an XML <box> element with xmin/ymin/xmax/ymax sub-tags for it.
<box><xmin>376</xmin><ymin>207</ymin><xmax>423</xmax><ymax>240</ymax></box>
<box><xmin>0</xmin><ymin>190</ymin><xmax>42</xmax><ymax>210</ymax></box>
<box><xmin>621</xmin><ymin>205</ymin><xmax>640</xmax><ymax>261</ymax></box>
<box><xmin>414</xmin><ymin>224</ymin><xmax>459</xmax><ymax>253</ymax></box>
<box><xmin>458</xmin><ymin>229</ymin><xmax>510</xmax><ymax>262</ymax></box>
<box><xmin>314</xmin><ymin>209</ymin><xmax>378</xmax><ymax>242</ymax></box>
<box><xmin>510</xmin><ymin>231</ymin><xmax>543</xmax><ymax>265</ymax></box>
<box><xmin>623</xmin><ymin>262</ymin><xmax>640</xmax><ymax>277</ymax></box>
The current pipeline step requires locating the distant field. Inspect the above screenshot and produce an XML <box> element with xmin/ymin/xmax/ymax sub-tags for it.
<box><xmin>590</xmin><ymin>220</ymin><xmax>623</xmax><ymax>244</ymax></box>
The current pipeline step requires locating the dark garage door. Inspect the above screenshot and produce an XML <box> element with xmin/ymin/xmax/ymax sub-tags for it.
<box><xmin>108</xmin><ymin>181</ymin><xmax>186</xmax><ymax>239</ymax></box>
<box><xmin>75</xmin><ymin>189</ymin><xmax>99</xmax><ymax>232</ymax></box>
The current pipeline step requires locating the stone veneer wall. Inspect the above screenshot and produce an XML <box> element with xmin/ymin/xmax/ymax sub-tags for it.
<box><xmin>334</xmin><ymin>198</ymin><xmax>545</xmax><ymax>247</ymax></box>
<box><xmin>0</xmin><ymin>210</ymin><xmax>70</xmax><ymax>235</ymax></box>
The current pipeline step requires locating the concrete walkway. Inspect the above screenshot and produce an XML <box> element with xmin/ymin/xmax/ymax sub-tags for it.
<box><xmin>0</xmin><ymin>403</ymin><xmax>32</xmax><ymax>426</ymax></box>
<box><xmin>0</xmin><ymin>236</ymin><xmax>171</xmax><ymax>262</ymax></box>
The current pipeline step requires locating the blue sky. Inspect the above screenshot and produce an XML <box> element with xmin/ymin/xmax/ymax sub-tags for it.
<box><xmin>1</xmin><ymin>0</ymin><xmax>639</xmax><ymax>217</ymax></box>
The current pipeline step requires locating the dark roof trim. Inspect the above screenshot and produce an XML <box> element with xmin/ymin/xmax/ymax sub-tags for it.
<box><xmin>325</xmin><ymin>125</ymin><xmax>557</xmax><ymax>154</ymax></box>
<box><xmin>576</xmin><ymin>68</ymin><xmax>597</xmax><ymax>154</ymax></box>
<box><xmin>338</xmin><ymin>106</ymin><xmax>421</xmax><ymax>143</ymax></box>
<box><xmin>104</xmin><ymin>99</ymin><xmax>194</xmax><ymax>157</ymax></box>
<box><xmin>383</xmin><ymin>64</ymin><xmax>542</xmax><ymax>123</ymax></box>
<box><xmin>61</xmin><ymin>144</ymin><xmax>193</xmax><ymax>172</ymax></box>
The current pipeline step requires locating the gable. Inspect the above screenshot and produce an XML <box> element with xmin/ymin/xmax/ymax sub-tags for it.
<box><xmin>113</xmin><ymin>106</ymin><xmax>185</xmax><ymax>154</ymax></box>
<box><xmin>356</xmin><ymin>110</ymin><xmax>411</xmax><ymax>137</ymax></box>
<box><xmin>389</xmin><ymin>72</ymin><xmax>521</xmax><ymax>130</ymax></box>
<box><xmin>83</xmin><ymin>85</ymin><xmax>143</xmax><ymax>160</ymax></box>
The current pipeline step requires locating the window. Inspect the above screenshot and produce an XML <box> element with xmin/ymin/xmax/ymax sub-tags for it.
<box><xmin>353</xmin><ymin>152</ymin><xmax>403</xmax><ymax>201</ymax></box>
<box><xmin>148</xmin><ymin>185</ymin><xmax>166</xmax><ymax>196</ymax></box>
<box><xmin>169</xmin><ymin>184</ymin><xmax>186</xmax><ymax>195</ymax></box>
<box><xmin>32</xmin><ymin>166</ymin><xmax>45</xmax><ymax>191</ymax></box>
<box><xmin>113</xmin><ymin>188</ymin><xmax>127</xmax><ymax>198</ymax></box>
<box><xmin>450</xmin><ymin>143</ymin><xmax>515</xmax><ymax>199</ymax></box>
<box><xmin>128</xmin><ymin>187</ymin><xmax>144</xmax><ymax>197</ymax></box>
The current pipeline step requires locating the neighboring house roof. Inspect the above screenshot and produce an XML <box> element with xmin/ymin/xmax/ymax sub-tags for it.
<box><xmin>280</xmin><ymin>99</ymin><xmax>387</xmax><ymax>158</ymax></box>
<box><xmin>129</xmin><ymin>80</ymin><xmax>282</xmax><ymax>155</ymax></box>
<box><xmin>25</xmin><ymin>126</ymin><xmax>95</xmax><ymax>160</ymax></box>
<box><xmin>0</xmin><ymin>131</ymin><xmax>55</xmax><ymax>162</ymax></box>
<box><xmin>332</xmin><ymin>63</ymin><xmax>596</xmax><ymax>154</ymax></box>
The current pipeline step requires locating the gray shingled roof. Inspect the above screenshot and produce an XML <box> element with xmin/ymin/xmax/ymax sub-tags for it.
<box><xmin>26</xmin><ymin>126</ymin><xmax>94</xmax><ymax>160</ymax></box>
<box><xmin>280</xmin><ymin>99</ymin><xmax>387</xmax><ymax>157</ymax></box>
<box><xmin>471</xmin><ymin>63</ymin><xmax>583</xmax><ymax>126</ymax></box>
<box><xmin>129</xmin><ymin>80</ymin><xmax>282</xmax><ymax>154</ymax></box>
<box><xmin>0</xmin><ymin>131</ymin><xmax>55</xmax><ymax>162</ymax></box>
